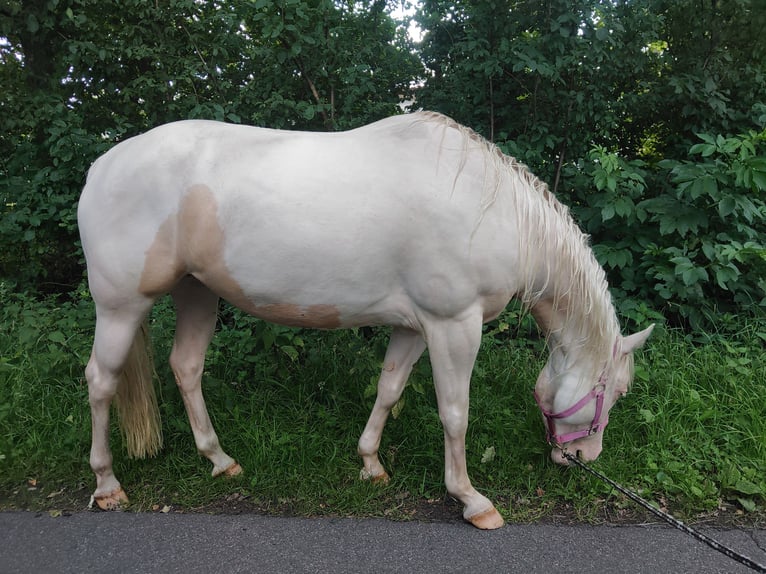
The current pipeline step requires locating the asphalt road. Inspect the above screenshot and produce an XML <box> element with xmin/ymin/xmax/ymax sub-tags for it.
<box><xmin>1</xmin><ymin>511</ymin><xmax>765</xmax><ymax>574</ymax></box>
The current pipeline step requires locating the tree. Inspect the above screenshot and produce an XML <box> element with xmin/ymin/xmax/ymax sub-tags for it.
<box><xmin>415</xmin><ymin>0</ymin><xmax>766</xmax><ymax>326</ymax></box>
<box><xmin>0</xmin><ymin>0</ymin><xmax>420</xmax><ymax>292</ymax></box>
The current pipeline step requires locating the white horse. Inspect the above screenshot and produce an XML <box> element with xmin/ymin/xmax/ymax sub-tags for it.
<box><xmin>78</xmin><ymin>111</ymin><xmax>653</xmax><ymax>529</ymax></box>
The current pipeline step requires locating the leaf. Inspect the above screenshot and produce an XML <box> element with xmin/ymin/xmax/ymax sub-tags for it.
<box><xmin>690</xmin><ymin>143</ymin><xmax>716</xmax><ymax>157</ymax></box>
<box><xmin>639</xmin><ymin>409</ymin><xmax>655</xmax><ymax>423</ymax></box>
<box><xmin>302</xmin><ymin>105</ymin><xmax>315</xmax><ymax>120</ymax></box>
<box><xmin>261</xmin><ymin>329</ymin><xmax>276</xmax><ymax>350</ymax></box>
<box><xmin>26</xmin><ymin>14</ymin><xmax>39</xmax><ymax>33</ymax></box>
<box><xmin>701</xmin><ymin>241</ymin><xmax>716</xmax><ymax>261</ymax></box>
<box><xmin>733</xmin><ymin>479</ymin><xmax>762</xmax><ymax>495</ymax></box>
<box><xmin>737</xmin><ymin>498</ymin><xmax>757</xmax><ymax>512</ymax></box>
<box><xmin>48</xmin><ymin>331</ymin><xmax>66</xmax><ymax>344</ymax></box>
<box><xmin>601</xmin><ymin>204</ymin><xmax>615</xmax><ymax>221</ymax></box>
<box><xmin>682</xmin><ymin>266</ymin><xmax>708</xmax><ymax>286</ymax></box>
<box><xmin>614</xmin><ymin>197</ymin><xmax>634</xmax><ymax>218</ymax></box>
<box><xmin>752</xmin><ymin>170</ymin><xmax>766</xmax><ymax>191</ymax></box>
<box><xmin>701</xmin><ymin>175</ymin><xmax>718</xmax><ymax>197</ymax></box>
<box><xmin>391</xmin><ymin>397</ymin><xmax>405</xmax><ymax>419</ymax></box>
<box><xmin>281</xmin><ymin>345</ymin><xmax>299</xmax><ymax>362</ymax></box>
<box><xmin>718</xmin><ymin>197</ymin><xmax>736</xmax><ymax>218</ymax></box>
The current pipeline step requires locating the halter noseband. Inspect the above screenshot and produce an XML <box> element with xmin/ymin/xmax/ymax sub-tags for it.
<box><xmin>533</xmin><ymin>371</ymin><xmax>609</xmax><ymax>446</ymax></box>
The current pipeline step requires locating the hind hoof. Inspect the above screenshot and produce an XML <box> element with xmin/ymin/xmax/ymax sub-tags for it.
<box><xmin>93</xmin><ymin>487</ymin><xmax>129</xmax><ymax>511</ymax></box>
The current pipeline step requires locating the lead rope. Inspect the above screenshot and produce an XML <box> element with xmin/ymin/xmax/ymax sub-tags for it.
<box><xmin>563</xmin><ymin>452</ymin><xmax>766</xmax><ymax>573</ymax></box>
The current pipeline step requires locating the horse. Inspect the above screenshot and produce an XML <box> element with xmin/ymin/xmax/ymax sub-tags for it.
<box><xmin>78</xmin><ymin>111</ymin><xmax>653</xmax><ymax>529</ymax></box>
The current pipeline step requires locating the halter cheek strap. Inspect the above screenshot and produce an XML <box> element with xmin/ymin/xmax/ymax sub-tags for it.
<box><xmin>533</xmin><ymin>375</ymin><xmax>608</xmax><ymax>446</ymax></box>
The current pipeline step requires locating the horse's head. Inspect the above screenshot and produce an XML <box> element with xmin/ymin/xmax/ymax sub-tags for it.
<box><xmin>534</xmin><ymin>324</ymin><xmax>654</xmax><ymax>464</ymax></box>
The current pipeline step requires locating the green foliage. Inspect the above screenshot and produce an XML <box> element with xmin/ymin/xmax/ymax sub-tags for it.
<box><xmin>626</xmin><ymin>325</ymin><xmax>766</xmax><ymax>514</ymax></box>
<box><xmin>575</xmin><ymin>131</ymin><xmax>766</xmax><ymax>327</ymax></box>
<box><xmin>0</xmin><ymin>284</ymin><xmax>94</xmax><ymax>478</ymax></box>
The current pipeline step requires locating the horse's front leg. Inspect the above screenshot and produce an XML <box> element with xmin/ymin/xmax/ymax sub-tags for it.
<box><xmin>426</xmin><ymin>312</ymin><xmax>504</xmax><ymax>530</ymax></box>
<box><xmin>358</xmin><ymin>327</ymin><xmax>426</xmax><ymax>483</ymax></box>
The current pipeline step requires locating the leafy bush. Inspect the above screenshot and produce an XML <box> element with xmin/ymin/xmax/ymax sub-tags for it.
<box><xmin>572</xmin><ymin>130</ymin><xmax>766</xmax><ymax>328</ymax></box>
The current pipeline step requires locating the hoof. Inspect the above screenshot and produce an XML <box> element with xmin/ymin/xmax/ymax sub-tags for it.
<box><xmin>359</xmin><ymin>468</ymin><xmax>390</xmax><ymax>485</ymax></box>
<box><xmin>212</xmin><ymin>461</ymin><xmax>243</xmax><ymax>478</ymax></box>
<box><xmin>371</xmin><ymin>471</ymin><xmax>390</xmax><ymax>485</ymax></box>
<box><xmin>93</xmin><ymin>487</ymin><xmax>129</xmax><ymax>511</ymax></box>
<box><xmin>466</xmin><ymin>507</ymin><xmax>504</xmax><ymax>530</ymax></box>
<box><xmin>213</xmin><ymin>460</ymin><xmax>243</xmax><ymax>478</ymax></box>
<box><xmin>223</xmin><ymin>462</ymin><xmax>243</xmax><ymax>477</ymax></box>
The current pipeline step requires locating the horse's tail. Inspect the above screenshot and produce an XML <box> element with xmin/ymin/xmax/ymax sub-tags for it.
<box><xmin>114</xmin><ymin>320</ymin><xmax>163</xmax><ymax>458</ymax></box>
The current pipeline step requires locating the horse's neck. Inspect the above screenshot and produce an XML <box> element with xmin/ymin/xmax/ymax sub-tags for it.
<box><xmin>530</xmin><ymin>297</ymin><xmax>582</xmax><ymax>368</ymax></box>
<box><xmin>520</xmin><ymin>223</ymin><xmax>618</xmax><ymax>372</ymax></box>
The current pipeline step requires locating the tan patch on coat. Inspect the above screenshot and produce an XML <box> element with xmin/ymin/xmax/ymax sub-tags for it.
<box><xmin>138</xmin><ymin>214</ymin><xmax>186</xmax><ymax>297</ymax></box>
<box><xmin>249</xmin><ymin>303</ymin><xmax>341</xmax><ymax>329</ymax></box>
<box><xmin>139</xmin><ymin>185</ymin><xmax>341</xmax><ymax>328</ymax></box>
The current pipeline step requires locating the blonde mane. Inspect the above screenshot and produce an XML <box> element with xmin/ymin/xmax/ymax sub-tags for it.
<box><xmin>414</xmin><ymin>111</ymin><xmax>621</xmax><ymax>390</ymax></box>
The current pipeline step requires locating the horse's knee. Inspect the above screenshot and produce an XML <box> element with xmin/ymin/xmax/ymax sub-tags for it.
<box><xmin>439</xmin><ymin>405</ymin><xmax>468</xmax><ymax>438</ymax></box>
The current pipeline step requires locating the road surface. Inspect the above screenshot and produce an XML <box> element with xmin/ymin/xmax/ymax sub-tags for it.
<box><xmin>1</xmin><ymin>511</ymin><xmax>765</xmax><ymax>573</ymax></box>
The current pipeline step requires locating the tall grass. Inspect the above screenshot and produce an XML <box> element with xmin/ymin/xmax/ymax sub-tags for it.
<box><xmin>1</xmin><ymin>284</ymin><xmax>764</xmax><ymax>522</ymax></box>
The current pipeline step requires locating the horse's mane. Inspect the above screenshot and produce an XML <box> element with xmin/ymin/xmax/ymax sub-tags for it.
<box><xmin>413</xmin><ymin>111</ymin><xmax>621</xmax><ymax>392</ymax></box>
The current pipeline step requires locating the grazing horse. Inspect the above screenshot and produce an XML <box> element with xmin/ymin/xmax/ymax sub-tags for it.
<box><xmin>78</xmin><ymin>111</ymin><xmax>653</xmax><ymax>529</ymax></box>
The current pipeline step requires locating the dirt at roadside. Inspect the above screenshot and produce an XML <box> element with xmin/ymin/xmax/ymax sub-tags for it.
<box><xmin>1</xmin><ymin>477</ymin><xmax>763</xmax><ymax>529</ymax></box>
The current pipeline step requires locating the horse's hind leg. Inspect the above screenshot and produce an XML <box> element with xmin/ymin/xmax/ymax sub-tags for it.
<box><xmin>170</xmin><ymin>276</ymin><xmax>240</xmax><ymax>477</ymax></box>
<box><xmin>358</xmin><ymin>327</ymin><xmax>426</xmax><ymax>483</ymax></box>
<box><xmin>86</xmin><ymin>300</ymin><xmax>153</xmax><ymax>509</ymax></box>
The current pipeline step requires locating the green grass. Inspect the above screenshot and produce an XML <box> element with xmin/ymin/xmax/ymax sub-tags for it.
<box><xmin>1</xmin><ymin>285</ymin><xmax>764</xmax><ymax>524</ymax></box>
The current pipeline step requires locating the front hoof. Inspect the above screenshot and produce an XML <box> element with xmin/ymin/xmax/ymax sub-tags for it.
<box><xmin>92</xmin><ymin>487</ymin><xmax>129</xmax><ymax>511</ymax></box>
<box><xmin>224</xmin><ymin>462</ymin><xmax>243</xmax><ymax>477</ymax></box>
<box><xmin>465</xmin><ymin>507</ymin><xmax>504</xmax><ymax>530</ymax></box>
<box><xmin>372</xmin><ymin>471</ymin><xmax>390</xmax><ymax>485</ymax></box>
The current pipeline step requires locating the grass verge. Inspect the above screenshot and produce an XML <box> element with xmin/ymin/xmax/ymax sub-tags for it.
<box><xmin>1</xmin><ymin>287</ymin><xmax>764</xmax><ymax>525</ymax></box>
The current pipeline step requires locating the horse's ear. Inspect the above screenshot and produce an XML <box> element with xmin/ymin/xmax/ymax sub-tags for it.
<box><xmin>622</xmin><ymin>324</ymin><xmax>655</xmax><ymax>354</ymax></box>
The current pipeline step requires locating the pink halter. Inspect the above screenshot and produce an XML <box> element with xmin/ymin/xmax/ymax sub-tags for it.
<box><xmin>535</xmin><ymin>341</ymin><xmax>619</xmax><ymax>446</ymax></box>
<box><xmin>534</xmin><ymin>374</ymin><xmax>608</xmax><ymax>446</ymax></box>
